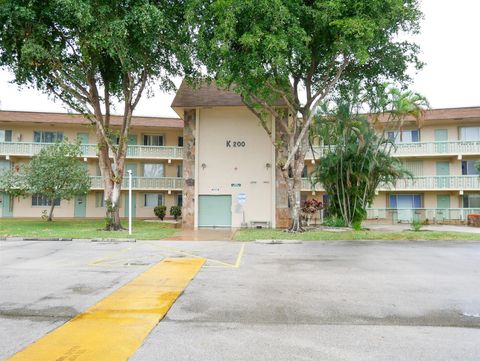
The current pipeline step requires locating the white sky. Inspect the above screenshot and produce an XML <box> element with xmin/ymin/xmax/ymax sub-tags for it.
<box><xmin>0</xmin><ymin>0</ymin><xmax>479</xmax><ymax>117</ymax></box>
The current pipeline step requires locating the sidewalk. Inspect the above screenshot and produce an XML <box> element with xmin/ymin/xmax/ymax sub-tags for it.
<box><xmin>164</xmin><ymin>228</ymin><xmax>237</xmax><ymax>241</ymax></box>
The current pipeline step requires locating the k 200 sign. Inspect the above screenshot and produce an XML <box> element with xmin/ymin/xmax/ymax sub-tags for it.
<box><xmin>226</xmin><ymin>140</ymin><xmax>246</xmax><ymax>148</ymax></box>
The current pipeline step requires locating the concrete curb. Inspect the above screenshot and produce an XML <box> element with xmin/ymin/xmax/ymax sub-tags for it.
<box><xmin>4</xmin><ymin>237</ymin><xmax>72</xmax><ymax>242</ymax></box>
<box><xmin>1</xmin><ymin>237</ymin><xmax>136</xmax><ymax>242</ymax></box>
<box><xmin>255</xmin><ymin>239</ymin><xmax>303</xmax><ymax>244</ymax></box>
<box><xmin>90</xmin><ymin>238</ymin><xmax>136</xmax><ymax>243</ymax></box>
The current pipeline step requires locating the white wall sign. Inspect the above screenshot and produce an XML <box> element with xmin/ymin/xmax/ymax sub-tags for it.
<box><xmin>237</xmin><ymin>192</ymin><xmax>247</xmax><ymax>204</ymax></box>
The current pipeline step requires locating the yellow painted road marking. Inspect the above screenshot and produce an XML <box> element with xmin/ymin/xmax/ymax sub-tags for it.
<box><xmin>146</xmin><ymin>242</ymin><xmax>246</xmax><ymax>269</ymax></box>
<box><xmin>6</xmin><ymin>257</ymin><xmax>205</xmax><ymax>361</ymax></box>
<box><xmin>88</xmin><ymin>245</ymin><xmax>135</xmax><ymax>266</ymax></box>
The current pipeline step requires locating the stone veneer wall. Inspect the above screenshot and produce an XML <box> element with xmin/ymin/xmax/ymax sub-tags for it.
<box><xmin>275</xmin><ymin>115</ymin><xmax>291</xmax><ymax>228</ymax></box>
<box><xmin>182</xmin><ymin>109</ymin><xmax>196</xmax><ymax>228</ymax></box>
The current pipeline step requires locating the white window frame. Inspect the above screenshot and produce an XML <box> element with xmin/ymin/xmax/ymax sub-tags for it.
<box><xmin>144</xmin><ymin>193</ymin><xmax>164</xmax><ymax>207</ymax></box>
<box><xmin>143</xmin><ymin>163</ymin><xmax>165</xmax><ymax>178</ymax></box>
<box><xmin>143</xmin><ymin>134</ymin><xmax>165</xmax><ymax>146</ymax></box>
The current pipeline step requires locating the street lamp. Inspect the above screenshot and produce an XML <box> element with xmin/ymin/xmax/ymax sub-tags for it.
<box><xmin>128</xmin><ymin>169</ymin><xmax>132</xmax><ymax>236</ymax></box>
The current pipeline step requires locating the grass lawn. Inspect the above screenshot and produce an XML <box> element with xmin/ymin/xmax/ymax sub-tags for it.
<box><xmin>234</xmin><ymin>228</ymin><xmax>480</xmax><ymax>241</ymax></box>
<box><xmin>0</xmin><ymin>219</ymin><xmax>178</xmax><ymax>240</ymax></box>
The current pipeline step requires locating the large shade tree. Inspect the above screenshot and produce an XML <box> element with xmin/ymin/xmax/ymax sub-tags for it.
<box><xmin>188</xmin><ymin>0</ymin><xmax>423</xmax><ymax>231</ymax></box>
<box><xmin>0</xmin><ymin>0</ymin><xmax>190</xmax><ymax>229</ymax></box>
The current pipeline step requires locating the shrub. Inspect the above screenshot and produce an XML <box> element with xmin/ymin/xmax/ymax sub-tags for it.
<box><xmin>154</xmin><ymin>205</ymin><xmax>167</xmax><ymax>220</ymax></box>
<box><xmin>170</xmin><ymin>205</ymin><xmax>182</xmax><ymax>221</ymax></box>
<box><xmin>467</xmin><ymin>214</ymin><xmax>480</xmax><ymax>227</ymax></box>
<box><xmin>323</xmin><ymin>216</ymin><xmax>346</xmax><ymax>228</ymax></box>
<box><xmin>352</xmin><ymin>220</ymin><xmax>362</xmax><ymax>231</ymax></box>
<box><xmin>410</xmin><ymin>218</ymin><xmax>423</xmax><ymax>232</ymax></box>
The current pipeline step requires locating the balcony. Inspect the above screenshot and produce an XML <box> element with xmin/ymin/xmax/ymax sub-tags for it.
<box><xmin>366</xmin><ymin>208</ymin><xmax>480</xmax><ymax>223</ymax></box>
<box><xmin>380</xmin><ymin>175</ymin><xmax>480</xmax><ymax>191</ymax></box>
<box><xmin>0</xmin><ymin>142</ymin><xmax>183</xmax><ymax>160</ymax></box>
<box><xmin>301</xmin><ymin>175</ymin><xmax>480</xmax><ymax>192</ymax></box>
<box><xmin>305</xmin><ymin>140</ymin><xmax>480</xmax><ymax>160</ymax></box>
<box><xmin>90</xmin><ymin>176</ymin><xmax>183</xmax><ymax>191</ymax></box>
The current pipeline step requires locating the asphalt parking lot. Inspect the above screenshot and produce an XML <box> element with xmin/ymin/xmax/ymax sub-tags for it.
<box><xmin>1</xmin><ymin>239</ymin><xmax>480</xmax><ymax>360</ymax></box>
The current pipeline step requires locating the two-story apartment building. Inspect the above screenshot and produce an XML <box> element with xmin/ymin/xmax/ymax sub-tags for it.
<box><xmin>1</xmin><ymin>82</ymin><xmax>480</xmax><ymax>227</ymax></box>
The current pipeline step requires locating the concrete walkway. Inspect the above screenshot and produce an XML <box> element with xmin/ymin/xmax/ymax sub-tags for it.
<box><xmin>164</xmin><ymin>228</ymin><xmax>237</xmax><ymax>241</ymax></box>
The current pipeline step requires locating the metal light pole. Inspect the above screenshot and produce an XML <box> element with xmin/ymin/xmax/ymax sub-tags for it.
<box><xmin>128</xmin><ymin>169</ymin><xmax>132</xmax><ymax>236</ymax></box>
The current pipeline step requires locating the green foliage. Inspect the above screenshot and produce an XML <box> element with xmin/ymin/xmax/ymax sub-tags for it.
<box><xmin>154</xmin><ymin>205</ymin><xmax>167</xmax><ymax>220</ymax></box>
<box><xmin>0</xmin><ymin>0</ymin><xmax>190</xmax><ymax>107</ymax></box>
<box><xmin>352</xmin><ymin>220</ymin><xmax>363</xmax><ymax>231</ymax></box>
<box><xmin>322</xmin><ymin>216</ymin><xmax>346</xmax><ymax>228</ymax></box>
<box><xmin>0</xmin><ymin>141</ymin><xmax>91</xmax><ymax>221</ymax></box>
<box><xmin>169</xmin><ymin>205</ymin><xmax>182</xmax><ymax>221</ymax></box>
<box><xmin>410</xmin><ymin>219</ymin><xmax>423</xmax><ymax>232</ymax></box>
<box><xmin>311</xmin><ymin>86</ymin><xmax>427</xmax><ymax>227</ymax></box>
<box><xmin>187</xmin><ymin>0</ymin><xmax>423</xmax><ymax>117</ymax></box>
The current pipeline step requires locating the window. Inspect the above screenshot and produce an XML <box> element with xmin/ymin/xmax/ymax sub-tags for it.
<box><xmin>389</xmin><ymin>194</ymin><xmax>422</xmax><ymax>209</ymax></box>
<box><xmin>387</xmin><ymin>129</ymin><xmax>420</xmax><ymax>143</ymax></box>
<box><xmin>33</xmin><ymin>131</ymin><xmax>63</xmax><ymax>143</ymax></box>
<box><xmin>143</xmin><ymin>134</ymin><xmax>164</xmax><ymax>146</ymax></box>
<box><xmin>463</xmin><ymin>194</ymin><xmax>480</xmax><ymax>208</ymax></box>
<box><xmin>96</xmin><ymin>193</ymin><xmax>105</xmax><ymax>208</ymax></box>
<box><xmin>301</xmin><ymin>166</ymin><xmax>308</xmax><ymax>178</ymax></box>
<box><xmin>178</xmin><ymin>136</ymin><xmax>184</xmax><ymax>147</ymax></box>
<box><xmin>144</xmin><ymin>193</ymin><xmax>164</xmax><ymax>207</ymax></box>
<box><xmin>176</xmin><ymin>164</ymin><xmax>183</xmax><ymax>178</ymax></box>
<box><xmin>459</xmin><ymin>127</ymin><xmax>480</xmax><ymax>141</ymax></box>
<box><xmin>32</xmin><ymin>194</ymin><xmax>60</xmax><ymax>206</ymax></box>
<box><xmin>462</xmin><ymin>160</ymin><xmax>480</xmax><ymax>175</ymax></box>
<box><xmin>143</xmin><ymin>164</ymin><xmax>164</xmax><ymax>177</ymax></box>
<box><xmin>403</xmin><ymin>160</ymin><xmax>424</xmax><ymax>176</ymax></box>
<box><xmin>0</xmin><ymin>130</ymin><xmax>12</xmax><ymax>142</ymax></box>
<box><xmin>176</xmin><ymin>194</ymin><xmax>183</xmax><ymax>207</ymax></box>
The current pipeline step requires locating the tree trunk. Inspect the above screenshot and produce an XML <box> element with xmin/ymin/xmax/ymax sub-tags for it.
<box><xmin>104</xmin><ymin>181</ymin><xmax>124</xmax><ymax>230</ymax></box>
<box><xmin>287</xmin><ymin>177</ymin><xmax>303</xmax><ymax>232</ymax></box>
<box><xmin>95</xmin><ymin>125</ymin><xmax>125</xmax><ymax>231</ymax></box>
<box><xmin>47</xmin><ymin>200</ymin><xmax>56</xmax><ymax>221</ymax></box>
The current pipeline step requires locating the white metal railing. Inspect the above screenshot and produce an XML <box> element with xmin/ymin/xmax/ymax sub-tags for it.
<box><xmin>305</xmin><ymin>140</ymin><xmax>480</xmax><ymax>160</ymax></box>
<box><xmin>366</xmin><ymin>208</ymin><xmax>480</xmax><ymax>222</ymax></box>
<box><xmin>302</xmin><ymin>176</ymin><xmax>480</xmax><ymax>192</ymax></box>
<box><xmin>380</xmin><ymin>175</ymin><xmax>480</xmax><ymax>190</ymax></box>
<box><xmin>0</xmin><ymin>141</ymin><xmax>183</xmax><ymax>160</ymax></box>
<box><xmin>90</xmin><ymin>176</ymin><xmax>184</xmax><ymax>190</ymax></box>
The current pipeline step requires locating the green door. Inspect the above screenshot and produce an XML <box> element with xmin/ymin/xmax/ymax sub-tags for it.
<box><xmin>1</xmin><ymin>193</ymin><xmax>13</xmax><ymax>218</ymax></box>
<box><xmin>434</xmin><ymin>129</ymin><xmax>448</xmax><ymax>153</ymax></box>
<box><xmin>198</xmin><ymin>195</ymin><xmax>232</xmax><ymax>228</ymax></box>
<box><xmin>436</xmin><ymin>161</ymin><xmax>450</xmax><ymax>188</ymax></box>
<box><xmin>124</xmin><ymin>192</ymin><xmax>136</xmax><ymax>217</ymax></box>
<box><xmin>0</xmin><ymin>160</ymin><xmax>13</xmax><ymax>218</ymax></box>
<box><xmin>74</xmin><ymin>195</ymin><xmax>87</xmax><ymax>218</ymax></box>
<box><xmin>124</xmin><ymin>163</ymin><xmax>137</xmax><ymax>217</ymax></box>
<box><xmin>436</xmin><ymin>194</ymin><xmax>450</xmax><ymax>221</ymax></box>
<box><xmin>127</xmin><ymin>134</ymin><xmax>138</xmax><ymax>157</ymax></box>
<box><xmin>77</xmin><ymin>133</ymin><xmax>89</xmax><ymax>156</ymax></box>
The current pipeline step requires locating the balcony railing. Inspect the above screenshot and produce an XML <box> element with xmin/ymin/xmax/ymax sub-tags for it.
<box><xmin>380</xmin><ymin>175</ymin><xmax>480</xmax><ymax>191</ymax></box>
<box><xmin>0</xmin><ymin>141</ymin><xmax>183</xmax><ymax>160</ymax></box>
<box><xmin>305</xmin><ymin>140</ymin><xmax>480</xmax><ymax>160</ymax></box>
<box><xmin>302</xmin><ymin>175</ymin><xmax>480</xmax><ymax>192</ymax></box>
<box><xmin>90</xmin><ymin>176</ymin><xmax>183</xmax><ymax>190</ymax></box>
<box><xmin>366</xmin><ymin>208</ymin><xmax>480</xmax><ymax>222</ymax></box>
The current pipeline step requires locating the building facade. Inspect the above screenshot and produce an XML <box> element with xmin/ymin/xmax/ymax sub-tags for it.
<box><xmin>1</xmin><ymin>83</ymin><xmax>480</xmax><ymax>226</ymax></box>
<box><xmin>0</xmin><ymin>111</ymin><xmax>184</xmax><ymax>219</ymax></box>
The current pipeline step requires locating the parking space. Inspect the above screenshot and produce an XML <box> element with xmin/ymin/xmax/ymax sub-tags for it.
<box><xmin>1</xmin><ymin>240</ymin><xmax>480</xmax><ymax>360</ymax></box>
